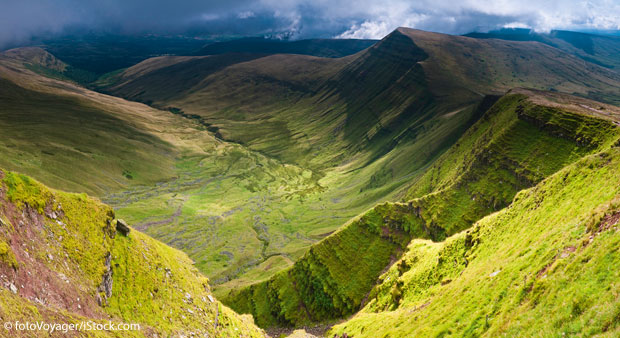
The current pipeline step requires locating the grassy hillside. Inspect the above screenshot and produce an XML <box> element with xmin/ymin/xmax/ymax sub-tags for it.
<box><xmin>401</xmin><ymin>89</ymin><xmax>620</xmax><ymax>236</ymax></box>
<box><xmin>222</xmin><ymin>90</ymin><xmax>620</xmax><ymax>328</ymax></box>
<box><xmin>0</xmin><ymin>169</ymin><xmax>265</xmax><ymax>337</ymax></box>
<box><xmin>465</xmin><ymin>28</ymin><xmax>620</xmax><ymax>70</ymax></box>
<box><xmin>330</xmin><ymin>137</ymin><xmax>620</xmax><ymax>338</ymax></box>
<box><xmin>3</xmin><ymin>28</ymin><xmax>620</xmax><ymax>335</ymax></box>
<box><xmin>93</xmin><ymin>27</ymin><xmax>620</xmax><ymax>301</ymax></box>
<box><xmin>0</xmin><ymin>48</ymin><xmax>185</xmax><ymax>195</ymax></box>
<box><xmin>0</xmin><ymin>46</ymin><xmax>456</xmax><ymax>296</ymax></box>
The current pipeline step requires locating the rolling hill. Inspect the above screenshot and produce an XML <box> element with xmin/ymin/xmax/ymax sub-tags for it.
<box><xmin>465</xmin><ymin>28</ymin><xmax>620</xmax><ymax>70</ymax></box>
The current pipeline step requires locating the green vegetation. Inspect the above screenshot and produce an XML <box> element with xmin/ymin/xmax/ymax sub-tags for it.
<box><xmin>221</xmin><ymin>91</ymin><xmax>620</xmax><ymax>327</ymax></box>
<box><xmin>1</xmin><ymin>27</ymin><xmax>620</xmax><ymax>336</ymax></box>
<box><xmin>330</xmin><ymin>146</ymin><xmax>620</xmax><ymax>337</ymax></box>
<box><xmin>0</xmin><ymin>74</ymin><xmax>177</xmax><ymax>195</ymax></box>
<box><xmin>402</xmin><ymin>92</ymin><xmax>620</xmax><ymax>236</ymax></box>
<box><xmin>3</xmin><ymin>171</ymin><xmax>52</xmax><ymax>213</ymax></box>
<box><xmin>0</xmin><ymin>169</ymin><xmax>265</xmax><ymax>337</ymax></box>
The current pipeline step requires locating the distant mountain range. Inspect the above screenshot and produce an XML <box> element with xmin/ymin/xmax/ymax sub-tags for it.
<box><xmin>465</xmin><ymin>28</ymin><xmax>620</xmax><ymax>69</ymax></box>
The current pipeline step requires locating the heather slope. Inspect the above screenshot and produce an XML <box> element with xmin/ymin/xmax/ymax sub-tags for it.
<box><xmin>0</xmin><ymin>169</ymin><xmax>265</xmax><ymax>337</ymax></box>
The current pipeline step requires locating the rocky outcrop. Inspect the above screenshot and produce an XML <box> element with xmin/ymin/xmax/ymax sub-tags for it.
<box><xmin>97</xmin><ymin>253</ymin><xmax>113</xmax><ymax>306</ymax></box>
<box><xmin>115</xmin><ymin>219</ymin><xmax>131</xmax><ymax>236</ymax></box>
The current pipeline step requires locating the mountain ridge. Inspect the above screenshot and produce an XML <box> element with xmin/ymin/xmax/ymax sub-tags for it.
<box><xmin>222</xmin><ymin>88</ymin><xmax>620</xmax><ymax>328</ymax></box>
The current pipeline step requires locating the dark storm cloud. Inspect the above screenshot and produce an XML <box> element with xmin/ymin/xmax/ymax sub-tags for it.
<box><xmin>1</xmin><ymin>0</ymin><xmax>619</xmax><ymax>47</ymax></box>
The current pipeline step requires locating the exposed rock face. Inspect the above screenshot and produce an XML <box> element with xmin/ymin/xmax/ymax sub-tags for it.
<box><xmin>104</xmin><ymin>210</ymin><xmax>116</xmax><ymax>239</ymax></box>
<box><xmin>97</xmin><ymin>253</ymin><xmax>113</xmax><ymax>306</ymax></box>
<box><xmin>115</xmin><ymin>219</ymin><xmax>131</xmax><ymax>236</ymax></box>
<box><xmin>9</xmin><ymin>283</ymin><xmax>18</xmax><ymax>294</ymax></box>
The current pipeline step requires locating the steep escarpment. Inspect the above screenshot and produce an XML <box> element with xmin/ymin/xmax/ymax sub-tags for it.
<box><xmin>222</xmin><ymin>90</ymin><xmax>620</xmax><ymax>328</ymax></box>
<box><xmin>401</xmin><ymin>89</ymin><xmax>620</xmax><ymax>237</ymax></box>
<box><xmin>398</xmin><ymin>27</ymin><xmax>620</xmax><ymax>105</ymax></box>
<box><xmin>99</xmin><ymin>28</ymin><xmax>620</xmax><ymax>181</ymax></box>
<box><xmin>330</xmin><ymin>141</ymin><xmax>620</xmax><ymax>337</ymax></box>
<box><xmin>0</xmin><ymin>169</ymin><xmax>265</xmax><ymax>337</ymax></box>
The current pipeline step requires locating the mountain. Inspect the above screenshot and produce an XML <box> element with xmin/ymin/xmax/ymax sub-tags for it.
<box><xmin>0</xmin><ymin>169</ymin><xmax>265</xmax><ymax>337</ymax></box>
<box><xmin>331</xmin><ymin>125</ymin><xmax>620</xmax><ymax>337</ymax></box>
<box><xmin>100</xmin><ymin>27</ymin><xmax>620</xmax><ymax>171</ymax></box>
<box><xmin>93</xmin><ymin>27</ymin><xmax>620</xmax><ymax>300</ymax></box>
<box><xmin>197</xmin><ymin>37</ymin><xmax>377</xmax><ymax>58</ymax></box>
<box><xmin>2</xmin><ymin>26</ymin><xmax>620</xmax><ymax>337</ymax></box>
<box><xmin>223</xmin><ymin>89</ymin><xmax>620</xmax><ymax>327</ymax></box>
<box><xmin>465</xmin><ymin>28</ymin><xmax>620</xmax><ymax>70</ymax></box>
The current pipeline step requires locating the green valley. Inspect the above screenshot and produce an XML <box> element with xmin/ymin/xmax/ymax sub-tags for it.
<box><xmin>0</xmin><ymin>20</ymin><xmax>620</xmax><ymax>338</ymax></box>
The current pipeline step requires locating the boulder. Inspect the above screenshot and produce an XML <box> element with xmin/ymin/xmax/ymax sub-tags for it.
<box><xmin>9</xmin><ymin>283</ymin><xmax>18</xmax><ymax>294</ymax></box>
<box><xmin>116</xmin><ymin>219</ymin><xmax>131</xmax><ymax>236</ymax></box>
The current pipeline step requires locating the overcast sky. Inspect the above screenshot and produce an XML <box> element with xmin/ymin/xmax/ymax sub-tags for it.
<box><xmin>2</xmin><ymin>0</ymin><xmax>619</xmax><ymax>47</ymax></box>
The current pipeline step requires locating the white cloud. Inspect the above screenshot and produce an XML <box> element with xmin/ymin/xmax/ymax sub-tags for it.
<box><xmin>338</xmin><ymin>21</ymin><xmax>390</xmax><ymax>39</ymax></box>
<box><xmin>503</xmin><ymin>22</ymin><xmax>530</xmax><ymax>29</ymax></box>
<box><xmin>332</xmin><ymin>0</ymin><xmax>620</xmax><ymax>38</ymax></box>
<box><xmin>1</xmin><ymin>0</ymin><xmax>619</xmax><ymax>47</ymax></box>
<box><xmin>238</xmin><ymin>11</ymin><xmax>255</xmax><ymax>19</ymax></box>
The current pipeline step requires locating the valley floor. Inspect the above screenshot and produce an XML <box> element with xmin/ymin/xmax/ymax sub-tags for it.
<box><xmin>104</xmin><ymin>140</ymin><xmax>420</xmax><ymax>298</ymax></box>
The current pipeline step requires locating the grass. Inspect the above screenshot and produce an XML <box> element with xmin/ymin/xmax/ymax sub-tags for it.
<box><xmin>221</xmin><ymin>90</ymin><xmax>620</xmax><ymax>328</ymax></box>
<box><xmin>329</xmin><ymin>147</ymin><xmax>620</xmax><ymax>337</ymax></box>
<box><xmin>0</xmin><ymin>75</ymin><xmax>177</xmax><ymax>196</ymax></box>
<box><xmin>402</xmin><ymin>92</ymin><xmax>620</xmax><ymax>237</ymax></box>
<box><xmin>2</xmin><ymin>31</ymin><xmax>620</xmax><ymax>335</ymax></box>
<box><xmin>0</xmin><ymin>169</ymin><xmax>265</xmax><ymax>337</ymax></box>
